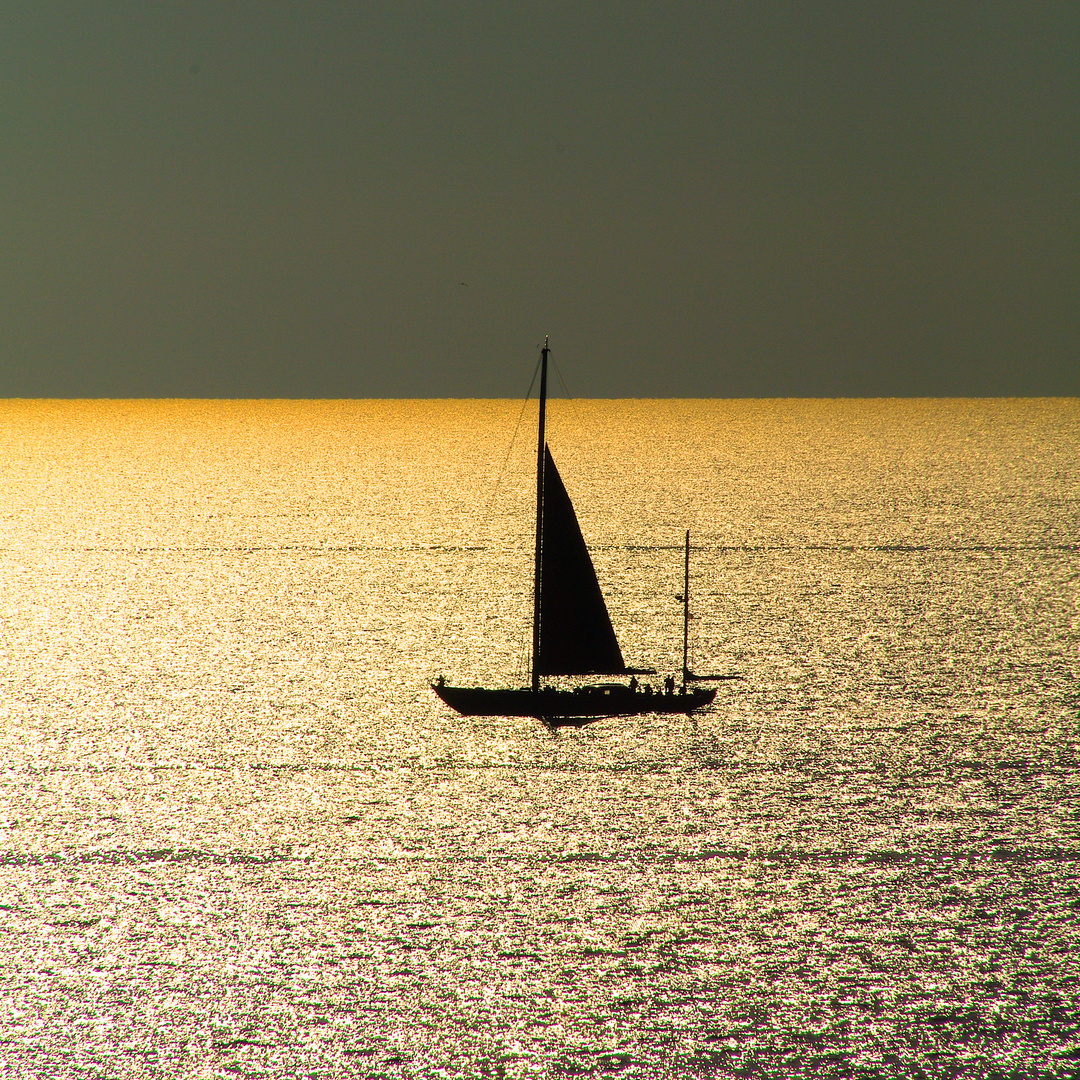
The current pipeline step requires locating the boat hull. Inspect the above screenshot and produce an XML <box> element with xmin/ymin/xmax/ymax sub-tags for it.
<box><xmin>433</xmin><ymin>683</ymin><xmax>716</xmax><ymax>724</ymax></box>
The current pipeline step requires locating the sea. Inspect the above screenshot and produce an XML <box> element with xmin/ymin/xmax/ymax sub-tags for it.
<box><xmin>0</xmin><ymin>397</ymin><xmax>1077</xmax><ymax>1079</ymax></box>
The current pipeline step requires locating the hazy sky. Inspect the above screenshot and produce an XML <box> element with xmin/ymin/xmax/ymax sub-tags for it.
<box><xmin>2</xmin><ymin>2</ymin><xmax>1077</xmax><ymax>397</ymax></box>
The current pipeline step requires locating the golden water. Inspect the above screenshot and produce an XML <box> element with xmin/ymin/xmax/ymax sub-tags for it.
<box><xmin>0</xmin><ymin>399</ymin><xmax>1077</xmax><ymax>1076</ymax></box>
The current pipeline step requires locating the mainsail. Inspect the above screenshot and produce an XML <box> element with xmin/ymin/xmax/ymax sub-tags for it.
<box><xmin>536</xmin><ymin>445</ymin><xmax>626</xmax><ymax>676</ymax></box>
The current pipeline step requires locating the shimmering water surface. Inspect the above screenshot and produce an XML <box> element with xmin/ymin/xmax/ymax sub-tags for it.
<box><xmin>1</xmin><ymin>398</ymin><xmax>1077</xmax><ymax>1078</ymax></box>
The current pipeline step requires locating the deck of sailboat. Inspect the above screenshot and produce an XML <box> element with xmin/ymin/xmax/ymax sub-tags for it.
<box><xmin>433</xmin><ymin>682</ymin><xmax>717</xmax><ymax>720</ymax></box>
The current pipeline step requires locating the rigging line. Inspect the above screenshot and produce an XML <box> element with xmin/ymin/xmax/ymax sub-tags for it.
<box><xmin>437</xmin><ymin>354</ymin><xmax>543</xmax><ymax>673</ymax></box>
<box><xmin>550</xmin><ymin>355</ymin><xmax>573</xmax><ymax>400</ymax></box>
<box><xmin>480</xmin><ymin>353</ymin><xmax>542</xmax><ymax>522</ymax></box>
<box><xmin>545</xmin><ymin>353</ymin><xmax>579</xmax><ymax>453</ymax></box>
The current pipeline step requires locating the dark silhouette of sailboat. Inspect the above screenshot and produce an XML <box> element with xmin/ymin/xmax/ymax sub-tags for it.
<box><xmin>433</xmin><ymin>339</ymin><xmax>725</xmax><ymax>727</ymax></box>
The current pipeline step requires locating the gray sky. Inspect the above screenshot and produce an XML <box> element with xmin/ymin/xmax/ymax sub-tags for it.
<box><xmin>2</xmin><ymin>2</ymin><xmax>1077</xmax><ymax>397</ymax></box>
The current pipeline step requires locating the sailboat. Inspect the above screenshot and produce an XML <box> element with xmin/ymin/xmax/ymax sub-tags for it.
<box><xmin>433</xmin><ymin>339</ymin><xmax>725</xmax><ymax>727</ymax></box>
